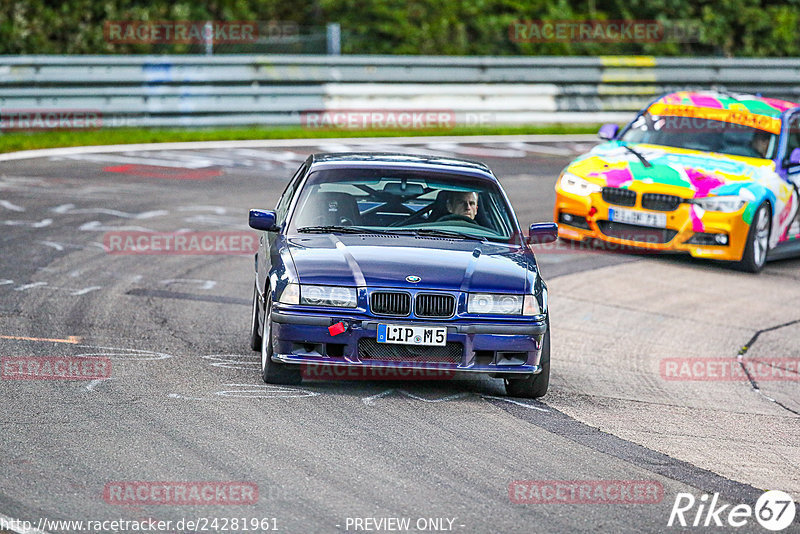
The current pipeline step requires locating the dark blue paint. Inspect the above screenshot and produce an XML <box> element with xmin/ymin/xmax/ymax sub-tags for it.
<box><xmin>528</xmin><ymin>223</ymin><xmax>558</xmax><ymax>244</ymax></box>
<box><xmin>251</xmin><ymin>153</ymin><xmax>551</xmax><ymax>373</ymax></box>
<box><xmin>249</xmin><ymin>209</ymin><xmax>278</xmax><ymax>232</ymax></box>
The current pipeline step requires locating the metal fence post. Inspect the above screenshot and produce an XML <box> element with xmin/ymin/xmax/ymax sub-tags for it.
<box><xmin>204</xmin><ymin>21</ymin><xmax>213</xmax><ymax>55</ymax></box>
<box><xmin>327</xmin><ymin>23</ymin><xmax>341</xmax><ymax>55</ymax></box>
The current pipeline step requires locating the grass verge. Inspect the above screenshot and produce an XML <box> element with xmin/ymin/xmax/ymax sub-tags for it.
<box><xmin>0</xmin><ymin>124</ymin><xmax>600</xmax><ymax>153</ymax></box>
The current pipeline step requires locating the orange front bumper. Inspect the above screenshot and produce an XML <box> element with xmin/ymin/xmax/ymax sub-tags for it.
<box><xmin>553</xmin><ymin>187</ymin><xmax>751</xmax><ymax>261</ymax></box>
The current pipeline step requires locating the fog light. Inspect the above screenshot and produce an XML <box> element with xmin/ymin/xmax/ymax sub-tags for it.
<box><xmin>685</xmin><ymin>232</ymin><xmax>730</xmax><ymax>246</ymax></box>
<box><xmin>558</xmin><ymin>212</ymin><xmax>590</xmax><ymax>229</ymax></box>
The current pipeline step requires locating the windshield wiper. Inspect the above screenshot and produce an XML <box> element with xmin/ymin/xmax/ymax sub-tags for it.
<box><xmin>297</xmin><ymin>225</ymin><xmax>487</xmax><ymax>241</ymax></box>
<box><xmin>405</xmin><ymin>228</ymin><xmax>487</xmax><ymax>241</ymax></box>
<box><xmin>297</xmin><ymin>225</ymin><xmax>389</xmax><ymax>235</ymax></box>
<box><xmin>620</xmin><ymin>142</ymin><xmax>652</xmax><ymax>168</ymax></box>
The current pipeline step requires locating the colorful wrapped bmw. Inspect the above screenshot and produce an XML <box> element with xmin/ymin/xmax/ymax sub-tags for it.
<box><xmin>554</xmin><ymin>91</ymin><xmax>800</xmax><ymax>272</ymax></box>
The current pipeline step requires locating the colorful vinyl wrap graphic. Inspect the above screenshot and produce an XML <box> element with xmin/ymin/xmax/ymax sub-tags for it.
<box><xmin>554</xmin><ymin>91</ymin><xmax>800</xmax><ymax>262</ymax></box>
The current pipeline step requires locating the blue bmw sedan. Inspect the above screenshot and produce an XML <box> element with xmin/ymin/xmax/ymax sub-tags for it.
<box><xmin>248</xmin><ymin>153</ymin><xmax>557</xmax><ymax>398</ymax></box>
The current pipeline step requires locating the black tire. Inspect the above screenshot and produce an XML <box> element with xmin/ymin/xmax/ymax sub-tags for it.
<box><xmin>260</xmin><ymin>292</ymin><xmax>302</xmax><ymax>385</ymax></box>
<box><xmin>249</xmin><ymin>282</ymin><xmax>262</xmax><ymax>351</ymax></box>
<box><xmin>505</xmin><ymin>326</ymin><xmax>550</xmax><ymax>398</ymax></box>
<box><xmin>735</xmin><ymin>202</ymin><xmax>770</xmax><ymax>273</ymax></box>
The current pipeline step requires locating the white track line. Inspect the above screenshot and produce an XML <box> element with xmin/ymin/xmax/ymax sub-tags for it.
<box><xmin>362</xmin><ymin>389</ymin><xmax>396</xmax><ymax>406</ymax></box>
<box><xmin>482</xmin><ymin>394</ymin><xmax>550</xmax><ymax>412</ymax></box>
<box><xmin>398</xmin><ymin>390</ymin><xmax>469</xmax><ymax>403</ymax></box>
<box><xmin>85</xmin><ymin>377</ymin><xmax>114</xmax><ymax>392</ymax></box>
<box><xmin>0</xmin><ymin>134</ymin><xmax>597</xmax><ymax>162</ymax></box>
<box><xmin>0</xmin><ymin>200</ymin><xmax>25</xmax><ymax>212</ymax></box>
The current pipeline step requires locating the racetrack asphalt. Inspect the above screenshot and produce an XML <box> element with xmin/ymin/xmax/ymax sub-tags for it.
<box><xmin>0</xmin><ymin>137</ymin><xmax>798</xmax><ymax>533</ymax></box>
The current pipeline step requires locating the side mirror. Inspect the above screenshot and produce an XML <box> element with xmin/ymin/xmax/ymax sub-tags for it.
<box><xmin>528</xmin><ymin>222</ymin><xmax>558</xmax><ymax>244</ymax></box>
<box><xmin>249</xmin><ymin>209</ymin><xmax>279</xmax><ymax>232</ymax></box>
<box><xmin>598</xmin><ymin>123</ymin><xmax>619</xmax><ymax>140</ymax></box>
<box><xmin>789</xmin><ymin>148</ymin><xmax>800</xmax><ymax>166</ymax></box>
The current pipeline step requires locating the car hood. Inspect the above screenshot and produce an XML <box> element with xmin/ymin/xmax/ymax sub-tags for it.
<box><xmin>285</xmin><ymin>234</ymin><xmax>535</xmax><ymax>293</ymax></box>
<box><xmin>567</xmin><ymin>142</ymin><xmax>776</xmax><ymax>198</ymax></box>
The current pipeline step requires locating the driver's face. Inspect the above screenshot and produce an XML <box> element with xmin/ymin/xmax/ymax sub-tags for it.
<box><xmin>751</xmin><ymin>134</ymin><xmax>770</xmax><ymax>157</ymax></box>
<box><xmin>447</xmin><ymin>192</ymin><xmax>478</xmax><ymax>220</ymax></box>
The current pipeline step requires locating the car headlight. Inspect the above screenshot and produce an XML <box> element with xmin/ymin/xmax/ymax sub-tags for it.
<box><xmin>559</xmin><ymin>172</ymin><xmax>602</xmax><ymax>196</ymax></box>
<box><xmin>468</xmin><ymin>293</ymin><xmax>524</xmax><ymax>315</ymax></box>
<box><xmin>523</xmin><ymin>294</ymin><xmax>542</xmax><ymax>317</ymax></box>
<box><xmin>278</xmin><ymin>283</ymin><xmax>300</xmax><ymax>305</ymax></box>
<box><xmin>299</xmin><ymin>285</ymin><xmax>357</xmax><ymax>308</ymax></box>
<box><xmin>691</xmin><ymin>196</ymin><xmax>747</xmax><ymax>213</ymax></box>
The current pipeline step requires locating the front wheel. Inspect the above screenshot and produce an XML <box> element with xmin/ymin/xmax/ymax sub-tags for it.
<box><xmin>260</xmin><ymin>292</ymin><xmax>302</xmax><ymax>385</ymax></box>
<box><xmin>735</xmin><ymin>202</ymin><xmax>770</xmax><ymax>273</ymax></box>
<box><xmin>249</xmin><ymin>282</ymin><xmax>262</xmax><ymax>351</ymax></box>
<box><xmin>505</xmin><ymin>327</ymin><xmax>550</xmax><ymax>398</ymax></box>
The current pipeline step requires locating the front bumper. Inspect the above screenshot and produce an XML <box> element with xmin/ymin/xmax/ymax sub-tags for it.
<box><xmin>270</xmin><ymin>307</ymin><xmax>547</xmax><ymax>376</ymax></box>
<box><xmin>553</xmin><ymin>188</ymin><xmax>750</xmax><ymax>261</ymax></box>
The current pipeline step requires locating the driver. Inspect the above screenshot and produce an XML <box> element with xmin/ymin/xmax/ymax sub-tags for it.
<box><xmin>750</xmin><ymin>130</ymin><xmax>772</xmax><ymax>158</ymax></box>
<box><xmin>444</xmin><ymin>191</ymin><xmax>478</xmax><ymax>220</ymax></box>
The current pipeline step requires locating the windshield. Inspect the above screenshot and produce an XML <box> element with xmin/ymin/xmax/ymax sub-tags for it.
<box><xmin>288</xmin><ymin>168</ymin><xmax>518</xmax><ymax>242</ymax></box>
<box><xmin>620</xmin><ymin>111</ymin><xmax>777</xmax><ymax>159</ymax></box>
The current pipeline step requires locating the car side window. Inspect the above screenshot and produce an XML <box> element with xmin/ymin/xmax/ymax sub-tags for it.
<box><xmin>276</xmin><ymin>163</ymin><xmax>307</xmax><ymax>222</ymax></box>
<box><xmin>785</xmin><ymin>115</ymin><xmax>800</xmax><ymax>171</ymax></box>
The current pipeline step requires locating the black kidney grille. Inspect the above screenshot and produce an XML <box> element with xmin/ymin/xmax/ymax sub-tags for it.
<box><xmin>415</xmin><ymin>293</ymin><xmax>455</xmax><ymax>318</ymax></box>
<box><xmin>602</xmin><ymin>187</ymin><xmax>637</xmax><ymax>207</ymax></box>
<box><xmin>371</xmin><ymin>291</ymin><xmax>411</xmax><ymax>316</ymax></box>
<box><xmin>642</xmin><ymin>193</ymin><xmax>683</xmax><ymax>211</ymax></box>
<box><xmin>597</xmin><ymin>221</ymin><xmax>678</xmax><ymax>244</ymax></box>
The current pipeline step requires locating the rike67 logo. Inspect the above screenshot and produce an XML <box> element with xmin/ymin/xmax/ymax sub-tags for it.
<box><xmin>668</xmin><ymin>490</ymin><xmax>796</xmax><ymax>531</ymax></box>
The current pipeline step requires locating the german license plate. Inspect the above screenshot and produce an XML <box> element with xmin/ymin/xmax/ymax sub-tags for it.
<box><xmin>377</xmin><ymin>324</ymin><xmax>447</xmax><ymax>346</ymax></box>
<box><xmin>608</xmin><ymin>208</ymin><xmax>667</xmax><ymax>228</ymax></box>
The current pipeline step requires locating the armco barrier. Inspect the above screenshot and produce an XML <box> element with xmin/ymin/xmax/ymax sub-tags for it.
<box><xmin>1</xmin><ymin>55</ymin><xmax>798</xmax><ymax>128</ymax></box>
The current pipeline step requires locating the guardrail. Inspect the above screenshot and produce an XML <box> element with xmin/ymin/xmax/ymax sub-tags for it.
<box><xmin>2</xmin><ymin>55</ymin><xmax>799</xmax><ymax>128</ymax></box>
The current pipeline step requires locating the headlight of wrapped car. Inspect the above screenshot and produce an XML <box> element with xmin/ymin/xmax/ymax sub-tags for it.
<box><xmin>691</xmin><ymin>196</ymin><xmax>747</xmax><ymax>213</ymax></box>
<box><xmin>559</xmin><ymin>172</ymin><xmax>602</xmax><ymax>196</ymax></box>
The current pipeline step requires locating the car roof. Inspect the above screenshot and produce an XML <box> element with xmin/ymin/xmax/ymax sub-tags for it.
<box><xmin>652</xmin><ymin>91</ymin><xmax>800</xmax><ymax>119</ymax></box>
<box><xmin>308</xmin><ymin>152</ymin><xmax>496</xmax><ymax>180</ymax></box>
